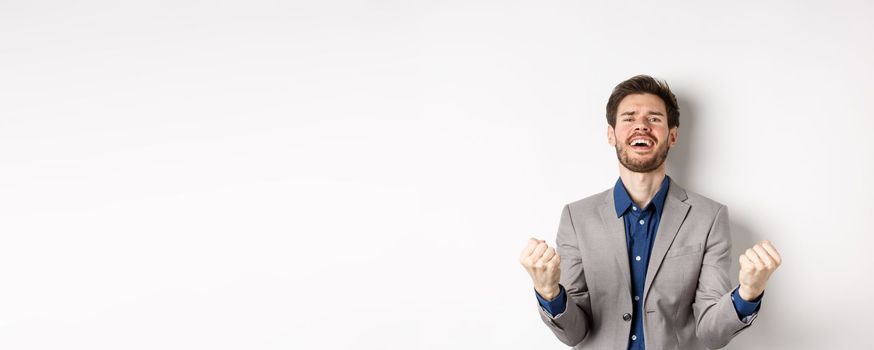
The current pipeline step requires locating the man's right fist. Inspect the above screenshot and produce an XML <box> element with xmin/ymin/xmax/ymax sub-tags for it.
<box><xmin>520</xmin><ymin>237</ymin><xmax>562</xmax><ymax>300</ymax></box>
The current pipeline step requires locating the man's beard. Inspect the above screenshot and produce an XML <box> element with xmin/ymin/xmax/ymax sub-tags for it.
<box><xmin>614</xmin><ymin>139</ymin><xmax>670</xmax><ymax>173</ymax></box>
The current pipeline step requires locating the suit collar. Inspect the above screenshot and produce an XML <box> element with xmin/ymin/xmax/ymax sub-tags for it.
<box><xmin>643</xmin><ymin>177</ymin><xmax>691</xmax><ymax>302</ymax></box>
<box><xmin>598</xmin><ymin>195</ymin><xmax>633</xmax><ymax>295</ymax></box>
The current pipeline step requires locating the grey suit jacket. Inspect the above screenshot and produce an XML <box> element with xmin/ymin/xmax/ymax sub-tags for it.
<box><xmin>537</xmin><ymin>178</ymin><xmax>756</xmax><ymax>349</ymax></box>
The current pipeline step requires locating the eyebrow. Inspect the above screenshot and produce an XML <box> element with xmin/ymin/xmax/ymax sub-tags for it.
<box><xmin>619</xmin><ymin>110</ymin><xmax>665</xmax><ymax>117</ymax></box>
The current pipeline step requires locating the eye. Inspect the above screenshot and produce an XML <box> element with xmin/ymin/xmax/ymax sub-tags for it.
<box><xmin>623</xmin><ymin>117</ymin><xmax>634</xmax><ymax>122</ymax></box>
<box><xmin>649</xmin><ymin>116</ymin><xmax>661</xmax><ymax>123</ymax></box>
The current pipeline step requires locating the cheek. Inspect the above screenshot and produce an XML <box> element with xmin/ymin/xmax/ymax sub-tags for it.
<box><xmin>654</xmin><ymin>128</ymin><xmax>671</xmax><ymax>141</ymax></box>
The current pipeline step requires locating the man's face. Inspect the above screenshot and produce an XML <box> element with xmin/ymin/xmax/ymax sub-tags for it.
<box><xmin>607</xmin><ymin>93</ymin><xmax>678</xmax><ymax>173</ymax></box>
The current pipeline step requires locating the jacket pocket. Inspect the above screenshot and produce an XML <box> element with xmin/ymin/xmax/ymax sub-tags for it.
<box><xmin>665</xmin><ymin>243</ymin><xmax>703</xmax><ymax>259</ymax></box>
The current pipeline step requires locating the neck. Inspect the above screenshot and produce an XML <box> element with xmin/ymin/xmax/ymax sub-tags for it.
<box><xmin>618</xmin><ymin>163</ymin><xmax>666</xmax><ymax>209</ymax></box>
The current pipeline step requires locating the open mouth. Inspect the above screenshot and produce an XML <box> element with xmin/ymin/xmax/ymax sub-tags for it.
<box><xmin>628</xmin><ymin>137</ymin><xmax>655</xmax><ymax>152</ymax></box>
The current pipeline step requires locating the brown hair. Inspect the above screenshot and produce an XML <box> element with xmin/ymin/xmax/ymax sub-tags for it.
<box><xmin>605</xmin><ymin>75</ymin><xmax>679</xmax><ymax>129</ymax></box>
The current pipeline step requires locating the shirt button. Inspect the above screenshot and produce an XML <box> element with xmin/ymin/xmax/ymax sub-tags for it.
<box><xmin>635</xmin><ymin>256</ymin><xmax>641</xmax><ymax>261</ymax></box>
<box><xmin>632</xmin><ymin>206</ymin><xmax>637</xmax><ymax>211</ymax></box>
<box><xmin>639</xmin><ymin>219</ymin><xmax>645</xmax><ymax>225</ymax></box>
<box><xmin>623</xmin><ymin>313</ymin><xmax>632</xmax><ymax>321</ymax></box>
<box><xmin>631</xmin><ymin>335</ymin><xmax>637</xmax><ymax>341</ymax></box>
<box><xmin>634</xmin><ymin>295</ymin><xmax>640</xmax><ymax>301</ymax></box>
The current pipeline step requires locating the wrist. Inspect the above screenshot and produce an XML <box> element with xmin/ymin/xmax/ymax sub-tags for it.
<box><xmin>536</xmin><ymin>284</ymin><xmax>560</xmax><ymax>300</ymax></box>
<box><xmin>738</xmin><ymin>285</ymin><xmax>762</xmax><ymax>302</ymax></box>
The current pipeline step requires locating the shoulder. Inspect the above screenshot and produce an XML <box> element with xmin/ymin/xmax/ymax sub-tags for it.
<box><xmin>565</xmin><ymin>187</ymin><xmax>611</xmax><ymax>212</ymax></box>
<box><xmin>674</xmin><ymin>182</ymin><xmax>728</xmax><ymax>218</ymax></box>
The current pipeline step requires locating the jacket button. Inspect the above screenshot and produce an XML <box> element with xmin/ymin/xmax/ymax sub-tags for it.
<box><xmin>622</xmin><ymin>313</ymin><xmax>632</xmax><ymax>321</ymax></box>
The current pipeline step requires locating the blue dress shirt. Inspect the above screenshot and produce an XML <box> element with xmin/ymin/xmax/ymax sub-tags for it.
<box><xmin>536</xmin><ymin>176</ymin><xmax>762</xmax><ymax>349</ymax></box>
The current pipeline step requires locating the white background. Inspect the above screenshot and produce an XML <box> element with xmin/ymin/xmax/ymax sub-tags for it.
<box><xmin>1</xmin><ymin>1</ymin><xmax>872</xmax><ymax>349</ymax></box>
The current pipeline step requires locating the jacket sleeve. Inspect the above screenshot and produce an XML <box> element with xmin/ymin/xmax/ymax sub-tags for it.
<box><xmin>692</xmin><ymin>205</ymin><xmax>757</xmax><ymax>349</ymax></box>
<box><xmin>537</xmin><ymin>204</ymin><xmax>593</xmax><ymax>347</ymax></box>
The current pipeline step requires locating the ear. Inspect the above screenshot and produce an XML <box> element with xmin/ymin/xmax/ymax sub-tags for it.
<box><xmin>607</xmin><ymin>125</ymin><xmax>616</xmax><ymax>146</ymax></box>
<box><xmin>668</xmin><ymin>127</ymin><xmax>678</xmax><ymax>147</ymax></box>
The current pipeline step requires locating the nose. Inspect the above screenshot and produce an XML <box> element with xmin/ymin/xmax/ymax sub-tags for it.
<box><xmin>633</xmin><ymin>120</ymin><xmax>651</xmax><ymax>132</ymax></box>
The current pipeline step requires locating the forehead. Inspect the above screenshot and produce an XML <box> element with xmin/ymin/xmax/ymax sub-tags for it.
<box><xmin>617</xmin><ymin>93</ymin><xmax>666</xmax><ymax>114</ymax></box>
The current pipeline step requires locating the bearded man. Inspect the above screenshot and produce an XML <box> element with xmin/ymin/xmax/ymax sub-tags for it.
<box><xmin>519</xmin><ymin>75</ymin><xmax>782</xmax><ymax>349</ymax></box>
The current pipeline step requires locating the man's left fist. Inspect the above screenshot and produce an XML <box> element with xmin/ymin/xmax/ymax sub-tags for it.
<box><xmin>738</xmin><ymin>240</ymin><xmax>782</xmax><ymax>301</ymax></box>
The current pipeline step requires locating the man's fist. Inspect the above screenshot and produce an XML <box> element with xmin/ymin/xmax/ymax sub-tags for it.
<box><xmin>520</xmin><ymin>237</ymin><xmax>561</xmax><ymax>300</ymax></box>
<box><xmin>738</xmin><ymin>240</ymin><xmax>782</xmax><ymax>301</ymax></box>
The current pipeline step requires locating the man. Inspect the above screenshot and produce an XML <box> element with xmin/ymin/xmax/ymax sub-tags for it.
<box><xmin>519</xmin><ymin>75</ymin><xmax>781</xmax><ymax>349</ymax></box>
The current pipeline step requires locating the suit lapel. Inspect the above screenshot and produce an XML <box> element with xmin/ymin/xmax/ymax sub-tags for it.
<box><xmin>643</xmin><ymin>179</ymin><xmax>691</xmax><ymax>301</ymax></box>
<box><xmin>598</xmin><ymin>189</ymin><xmax>631</xmax><ymax>295</ymax></box>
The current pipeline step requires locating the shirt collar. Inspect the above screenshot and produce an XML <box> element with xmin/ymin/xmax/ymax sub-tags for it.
<box><xmin>613</xmin><ymin>175</ymin><xmax>671</xmax><ymax>217</ymax></box>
